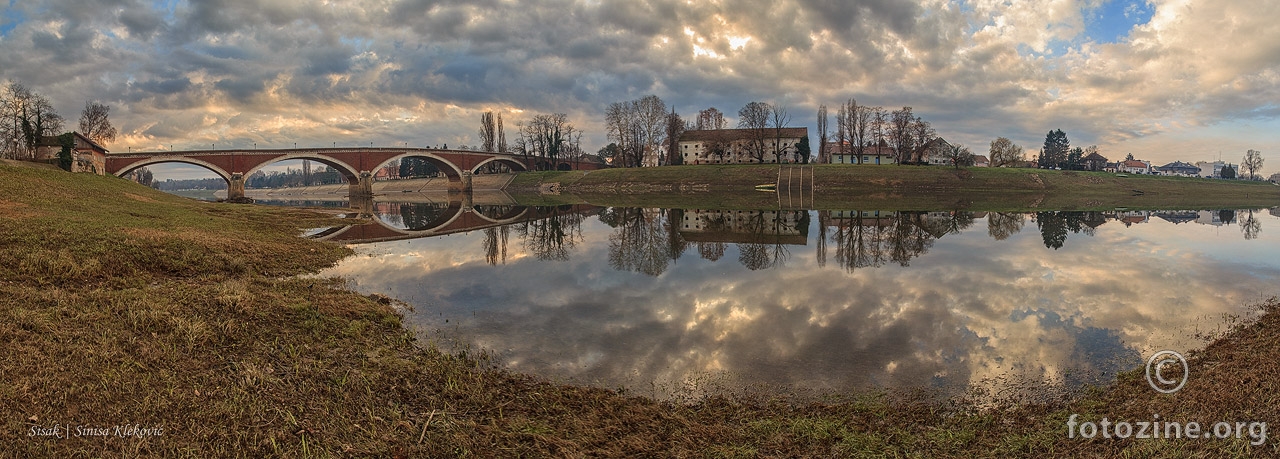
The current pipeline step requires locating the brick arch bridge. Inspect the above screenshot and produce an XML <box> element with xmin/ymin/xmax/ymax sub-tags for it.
<box><xmin>106</xmin><ymin>147</ymin><xmax>604</xmax><ymax>200</ymax></box>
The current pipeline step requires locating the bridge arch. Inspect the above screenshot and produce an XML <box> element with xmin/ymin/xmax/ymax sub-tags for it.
<box><xmin>375</xmin><ymin>152</ymin><xmax>466</xmax><ymax>180</ymax></box>
<box><xmin>113</xmin><ymin>157</ymin><xmax>233</xmax><ymax>184</ymax></box>
<box><xmin>471</xmin><ymin>205</ymin><xmax>530</xmax><ymax>224</ymax></box>
<box><xmin>470</xmin><ymin>157</ymin><xmax>528</xmax><ymax>175</ymax></box>
<box><xmin>242</xmin><ymin>153</ymin><xmax>361</xmax><ymax>184</ymax></box>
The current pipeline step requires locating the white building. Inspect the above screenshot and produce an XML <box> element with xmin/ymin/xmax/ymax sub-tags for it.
<box><xmin>678</xmin><ymin>128</ymin><xmax>808</xmax><ymax>165</ymax></box>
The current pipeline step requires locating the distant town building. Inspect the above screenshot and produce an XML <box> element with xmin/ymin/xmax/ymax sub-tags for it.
<box><xmin>1118</xmin><ymin>160</ymin><xmax>1152</xmax><ymax>174</ymax></box>
<box><xmin>830</xmin><ymin>142</ymin><xmax>897</xmax><ymax>165</ymax></box>
<box><xmin>1194</xmin><ymin>161</ymin><xmax>1229</xmax><ymax>178</ymax></box>
<box><xmin>678</xmin><ymin>128</ymin><xmax>808</xmax><ymax>165</ymax></box>
<box><xmin>1081</xmin><ymin>152</ymin><xmax>1108</xmax><ymax>171</ymax></box>
<box><xmin>972</xmin><ymin>155</ymin><xmax>990</xmax><ymax>167</ymax></box>
<box><xmin>916</xmin><ymin>138</ymin><xmax>954</xmax><ymax>165</ymax></box>
<box><xmin>1155</xmin><ymin>161</ymin><xmax>1201</xmax><ymax>177</ymax></box>
<box><xmin>34</xmin><ymin>132</ymin><xmax>108</xmax><ymax>175</ymax></box>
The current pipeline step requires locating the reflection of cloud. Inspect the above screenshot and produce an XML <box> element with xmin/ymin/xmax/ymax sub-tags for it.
<box><xmin>320</xmin><ymin>210</ymin><xmax>1280</xmax><ymax>398</ymax></box>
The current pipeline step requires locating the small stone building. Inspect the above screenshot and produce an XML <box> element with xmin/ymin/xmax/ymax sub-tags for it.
<box><xmin>34</xmin><ymin>132</ymin><xmax>109</xmax><ymax>175</ymax></box>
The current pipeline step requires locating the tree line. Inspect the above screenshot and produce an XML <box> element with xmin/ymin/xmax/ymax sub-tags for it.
<box><xmin>2</xmin><ymin>81</ymin><xmax>117</xmax><ymax>161</ymax></box>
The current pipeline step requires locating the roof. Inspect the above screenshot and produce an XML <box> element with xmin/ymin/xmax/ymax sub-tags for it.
<box><xmin>1122</xmin><ymin>160</ymin><xmax>1149</xmax><ymax>168</ymax></box>
<box><xmin>1157</xmin><ymin>161</ymin><xmax>1200</xmax><ymax>170</ymax></box>
<box><xmin>972</xmin><ymin>155</ymin><xmax>989</xmax><ymax>163</ymax></box>
<box><xmin>680</xmin><ymin>127</ymin><xmax>808</xmax><ymax>142</ymax></box>
<box><xmin>1082</xmin><ymin>152</ymin><xmax>1108</xmax><ymax>162</ymax></box>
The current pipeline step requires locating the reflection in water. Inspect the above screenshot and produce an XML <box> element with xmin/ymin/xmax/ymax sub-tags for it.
<box><xmin>316</xmin><ymin>204</ymin><xmax>1280</xmax><ymax>399</ymax></box>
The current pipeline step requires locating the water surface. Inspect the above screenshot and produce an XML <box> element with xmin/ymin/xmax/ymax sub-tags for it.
<box><xmin>314</xmin><ymin>204</ymin><xmax>1280</xmax><ymax>399</ymax></box>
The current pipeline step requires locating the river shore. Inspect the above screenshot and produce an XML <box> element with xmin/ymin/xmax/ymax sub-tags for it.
<box><xmin>2</xmin><ymin>161</ymin><xmax>1277</xmax><ymax>456</ymax></box>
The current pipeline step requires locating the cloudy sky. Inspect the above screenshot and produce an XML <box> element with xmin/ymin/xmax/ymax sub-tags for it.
<box><xmin>2</xmin><ymin>0</ymin><xmax>1277</xmax><ymax>178</ymax></box>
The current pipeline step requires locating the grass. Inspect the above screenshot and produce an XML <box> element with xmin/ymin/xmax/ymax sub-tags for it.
<box><xmin>509</xmin><ymin>164</ymin><xmax>1280</xmax><ymax>211</ymax></box>
<box><xmin>2</xmin><ymin>161</ymin><xmax>1279</xmax><ymax>456</ymax></box>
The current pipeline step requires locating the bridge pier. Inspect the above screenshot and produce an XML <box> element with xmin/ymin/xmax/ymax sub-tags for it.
<box><xmin>227</xmin><ymin>173</ymin><xmax>252</xmax><ymax>203</ymax></box>
<box><xmin>449</xmin><ymin>171</ymin><xmax>473</xmax><ymax>193</ymax></box>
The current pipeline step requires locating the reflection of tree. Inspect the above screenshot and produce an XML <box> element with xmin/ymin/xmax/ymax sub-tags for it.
<box><xmin>697</xmin><ymin>242</ymin><xmax>726</xmax><ymax>261</ymax></box>
<box><xmin>987</xmin><ymin>212</ymin><xmax>1025</xmax><ymax>241</ymax></box>
<box><xmin>398</xmin><ymin>203</ymin><xmax>447</xmax><ymax>230</ymax></box>
<box><xmin>664</xmin><ymin>209</ymin><xmax>687</xmax><ymax>262</ymax></box>
<box><xmin>607</xmin><ymin>208</ymin><xmax>670</xmax><ymax>276</ymax></box>
<box><xmin>483</xmin><ymin>226</ymin><xmax>509</xmax><ymax>265</ymax></box>
<box><xmin>816</xmin><ymin>211</ymin><xmax>829</xmax><ymax>268</ymax></box>
<box><xmin>516</xmin><ymin>207</ymin><xmax>583</xmax><ymax>261</ymax></box>
<box><xmin>1219</xmin><ymin>210</ymin><xmax>1237</xmax><ymax>225</ymax></box>
<box><xmin>1240</xmin><ymin>209</ymin><xmax>1262</xmax><ymax>240</ymax></box>
<box><xmin>1035</xmin><ymin>211</ymin><xmax>1093</xmax><ymax>250</ymax></box>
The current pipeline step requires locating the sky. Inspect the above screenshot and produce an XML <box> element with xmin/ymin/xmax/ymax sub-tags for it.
<box><xmin>2</xmin><ymin>0</ymin><xmax>1278</xmax><ymax>180</ymax></box>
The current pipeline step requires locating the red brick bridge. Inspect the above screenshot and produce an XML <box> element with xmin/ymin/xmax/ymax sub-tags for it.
<box><xmin>105</xmin><ymin>147</ymin><xmax>604</xmax><ymax>200</ymax></box>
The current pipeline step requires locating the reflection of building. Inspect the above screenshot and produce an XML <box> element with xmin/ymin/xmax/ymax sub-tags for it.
<box><xmin>34</xmin><ymin>132</ymin><xmax>108</xmax><ymax>174</ymax></box>
<box><xmin>1154</xmin><ymin>210</ymin><xmax>1200</xmax><ymax>224</ymax></box>
<box><xmin>678</xmin><ymin>128</ymin><xmax>808</xmax><ymax>165</ymax></box>
<box><xmin>1196</xmin><ymin>210</ymin><xmax>1233</xmax><ymax>226</ymax></box>
<box><xmin>679</xmin><ymin>209</ymin><xmax>807</xmax><ymax>244</ymax></box>
<box><xmin>1113</xmin><ymin>210</ymin><xmax>1150</xmax><ymax>225</ymax></box>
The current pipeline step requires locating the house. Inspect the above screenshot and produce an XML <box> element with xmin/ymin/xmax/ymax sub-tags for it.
<box><xmin>915</xmin><ymin>137</ymin><xmax>954</xmax><ymax>165</ymax></box>
<box><xmin>1155</xmin><ymin>161</ymin><xmax>1201</xmax><ymax>177</ymax></box>
<box><xmin>1081</xmin><ymin>152</ymin><xmax>1108</xmax><ymax>171</ymax></box>
<box><xmin>678</xmin><ymin>128</ymin><xmax>808</xmax><ymax>165</ymax></box>
<box><xmin>33</xmin><ymin>132</ymin><xmax>109</xmax><ymax>175</ymax></box>
<box><xmin>972</xmin><ymin>155</ymin><xmax>990</xmax><ymax>167</ymax></box>
<box><xmin>1118</xmin><ymin>160</ymin><xmax>1152</xmax><ymax>174</ymax></box>
<box><xmin>830</xmin><ymin>142</ymin><xmax>897</xmax><ymax>165</ymax></box>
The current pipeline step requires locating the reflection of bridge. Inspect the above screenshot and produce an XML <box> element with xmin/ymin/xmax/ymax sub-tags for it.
<box><xmin>313</xmin><ymin>204</ymin><xmax>600</xmax><ymax>244</ymax></box>
<box><xmin>105</xmin><ymin>147</ymin><xmax>604</xmax><ymax>202</ymax></box>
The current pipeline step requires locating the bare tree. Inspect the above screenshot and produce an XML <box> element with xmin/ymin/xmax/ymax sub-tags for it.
<box><xmin>605</xmin><ymin>95</ymin><xmax>667</xmax><ymax>167</ymax></box>
<box><xmin>910</xmin><ymin>116</ymin><xmax>934</xmax><ymax>156</ymax></box>
<box><xmin>496</xmin><ymin>113</ymin><xmax>507</xmax><ymax>153</ymax></box>
<box><xmin>989</xmin><ymin>137</ymin><xmax>1024</xmax><ymax>167</ymax></box>
<box><xmin>842</xmin><ymin>99</ymin><xmax>859</xmax><ymax>163</ymax></box>
<box><xmin>834</xmin><ymin>104</ymin><xmax>848</xmax><ymax>162</ymax></box>
<box><xmin>816</xmin><ymin>105</ymin><xmax>829</xmax><ymax>164</ymax></box>
<box><xmin>518</xmin><ymin>113</ymin><xmax>578</xmax><ymax>169</ymax></box>
<box><xmin>479</xmin><ymin>111</ymin><xmax>496</xmax><ymax>152</ymax></box>
<box><xmin>1</xmin><ymin>82</ymin><xmax>63</xmax><ymax>160</ymax></box>
<box><xmin>870</xmin><ymin>107</ymin><xmax>887</xmax><ymax>152</ymax></box>
<box><xmin>1243</xmin><ymin>149</ymin><xmax>1264</xmax><ymax>180</ymax></box>
<box><xmin>738</xmin><ymin>101</ymin><xmax>772</xmax><ymax>163</ymax></box>
<box><xmin>889</xmin><ymin>107</ymin><xmax>915</xmax><ymax>164</ymax></box>
<box><xmin>696</xmin><ymin>107</ymin><xmax>726</xmax><ymax>130</ymax></box>
<box><xmin>79</xmin><ymin>101</ymin><xmax>117</xmax><ymax>146</ymax></box>
<box><xmin>770</xmin><ymin>104</ymin><xmax>792</xmax><ymax>162</ymax></box>
<box><xmin>944</xmin><ymin>143</ymin><xmax>974</xmax><ymax>169</ymax></box>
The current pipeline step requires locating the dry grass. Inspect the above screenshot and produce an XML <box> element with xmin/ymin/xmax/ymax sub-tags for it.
<box><xmin>2</xmin><ymin>161</ymin><xmax>1278</xmax><ymax>457</ymax></box>
<box><xmin>510</xmin><ymin>165</ymin><xmax>1280</xmax><ymax>211</ymax></box>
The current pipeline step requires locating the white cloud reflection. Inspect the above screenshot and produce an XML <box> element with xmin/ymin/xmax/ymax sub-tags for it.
<box><xmin>319</xmin><ymin>208</ymin><xmax>1280</xmax><ymax>398</ymax></box>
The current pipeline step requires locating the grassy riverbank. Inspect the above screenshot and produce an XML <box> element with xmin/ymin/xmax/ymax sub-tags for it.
<box><xmin>2</xmin><ymin>161</ymin><xmax>1277</xmax><ymax>456</ymax></box>
<box><xmin>510</xmin><ymin>165</ymin><xmax>1280</xmax><ymax>210</ymax></box>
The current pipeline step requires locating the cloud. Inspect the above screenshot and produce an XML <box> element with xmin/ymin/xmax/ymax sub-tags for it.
<box><xmin>0</xmin><ymin>0</ymin><xmax>1276</xmax><ymax>173</ymax></box>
